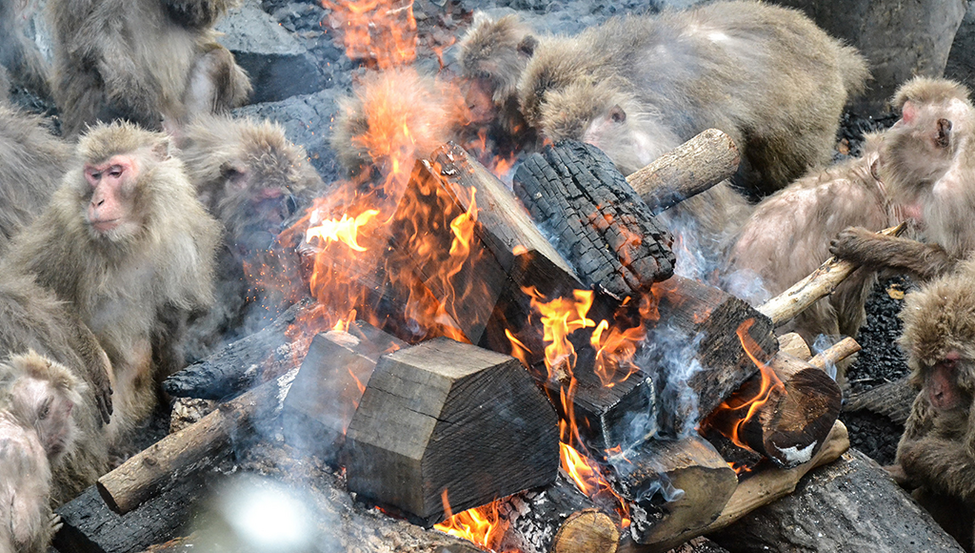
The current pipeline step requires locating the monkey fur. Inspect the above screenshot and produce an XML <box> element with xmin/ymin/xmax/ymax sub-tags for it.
<box><xmin>47</xmin><ymin>0</ymin><xmax>251</xmax><ymax>137</ymax></box>
<box><xmin>3</xmin><ymin>121</ymin><xmax>222</xmax><ymax>437</ymax></box>
<box><xmin>0</xmin><ymin>0</ymin><xmax>51</xmax><ymax>100</ymax></box>
<box><xmin>176</xmin><ymin>114</ymin><xmax>324</xmax><ymax>359</ymax></box>
<box><xmin>0</xmin><ymin>351</ymin><xmax>86</xmax><ymax>553</ymax></box>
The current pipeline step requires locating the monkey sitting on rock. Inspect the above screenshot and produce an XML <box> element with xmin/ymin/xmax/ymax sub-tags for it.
<box><xmin>0</xmin><ymin>351</ymin><xmax>85</xmax><ymax>553</ymax></box>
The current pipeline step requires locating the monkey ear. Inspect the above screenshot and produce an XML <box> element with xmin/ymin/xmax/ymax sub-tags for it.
<box><xmin>518</xmin><ymin>35</ymin><xmax>538</xmax><ymax>57</ymax></box>
<box><xmin>936</xmin><ymin>118</ymin><xmax>952</xmax><ymax>148</ymax></box>
<box><xmin>609</xmin><ymin>105</ymin><xmax>627</xmax><ymax>124</ymax></box>
<box><xmin>901</xmin><ymin>101</ymin><xmax>917</xmax><ymax>124</ymax></box>
<box><xmin>220</xmin><ymin>161</ymin><xmax>248</xmax><ymax>188</ymax></box>
<box><xmin>151</xmin><ymin>137</ymin><xmax>174</xmax><ymax>161</ymax></box>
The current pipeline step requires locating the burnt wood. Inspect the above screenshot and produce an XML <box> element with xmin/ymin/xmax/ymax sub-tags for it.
<box><xmin>163</xmin><ymin>299</ymin><xmax>312</xmax><ymax>400</ymax></box>
<box><xmin>607</xmin><ymin>435</ymin><xmax>737</xmax><ymax>546</ymax></box>
<box><xmin>343</xmin><ymin>337</ymin><xmax>560</xmax><ymax>525</ymax></box>
<box><xmin>281</xmin><ymin>322</ymin><xmax>405</xmax><ymax>465</ymax></box>
<box><xmin>513</xmin><ymin>139</ymin><xmax>676</xmax><ymax>300</ymax></box>
<box><xmin>844</xmin><ymin>374</ymin><xmax>916</xmax><ymax>425</ymax></box>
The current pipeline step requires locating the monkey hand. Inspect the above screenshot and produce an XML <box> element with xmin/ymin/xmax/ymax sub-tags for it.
<box><xmin>884</xmin><ymin>463</ymin><xmax>913</xmax><ymax>488</ymax></box>
<box><xmin>165</xmin><ymin>0</ymin><xmax>232</xmax><ymax>29</ymax></box>
<box><xmin>829</xmin><ymin>226</ymin><xmax>877</xmax><ymax>262</ymax></box>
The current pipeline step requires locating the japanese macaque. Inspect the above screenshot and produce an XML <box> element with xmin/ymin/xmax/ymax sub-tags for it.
<box><xmin>3</xmin><ymin>121</ymin><xmax>222</xmax><ymax>437</ymax></box>
<box><xmin>0</xmin><ymin>102</ymin><xmax>72</xmax><ymax>253</ymax></box>
<box><xmin>0</xmin><ymin>351</ymin><xmax>84</xmax><ymax>553</ymax></box>
<box><xmin>330</xmin><ymin>66</ymin><xmax>468</xmax><ymax>178</ymax></box>
<box><xmin>47</xmin><ymin>0</ymin><xmax>251</xmax><ymax>137</ymax></box>
<box><xmin>830</xmin><ymin>79</ymin><xmax>975</xmax><ymax>281</ymax></box>
<box><xmin>893</xmin><ymin>258</ymin><xmax>975</xmax><ymax>550</ymax></box>
<box><xmin>176</xmin><ymin>114</ymin><xmax>323</xmax><ymax>359</ymax></box>
<box><xmin>725</xmin><ymin>77</ymin><xmax>975</xmax><ymax>384</ymax></box>
<box><xmin>457</xmin><ymin>12</ymin><xmax>539</xmax><ymax>142</ymax></box>
<box><xmin>0</xmin><ymin>0</ymin><xmax>50</xmax><ymax>99</ymax></box>
<box><xmin>0</xmin><ymin>273</ymin><xmax>112</xmax><ymax>505</ymax></box>
<box><xmin>516</xmin><ymin>1</ymin><xmax>869</xmax><ymax>196</ymax></box>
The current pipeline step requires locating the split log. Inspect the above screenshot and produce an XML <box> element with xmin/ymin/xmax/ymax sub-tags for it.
<box><xmin>97</xmin><ymin>368</ymin><xmax>299</xmax><ymax>515</ymax></box>
<box><xmin>343</xmin><ymin>337</ymin><xmax>560</xmax><ymax>525</ymax></box>
<box><xmin>641</xmin><ymin>419</ymin><xmax>850</xmax><ymax>552</ymax></box>
<box><xmin>844</xmin><ymin>374</ymin><xmax>916</xmax><ymax>424</ymax></box>
<box><xmin>776</xmin><ymin>332</ymin><xmax>811</xmax><ymax>359</ymax></box>
<box><xmin>757</xmin><ymin>223</ymin><xmax>907</xmax><ymax>326</ymax></box>
<box><xmin>626</xmin><ymin>128</ymin><xmax>740</xmax><ymax>215</ymax></box>
<box><xmin>163</xmin><ymin>298</ymin><xmax>312</xmax><ymax>400</ymax></box>
<box><xmin>607</xmin><ymin>434</ymin><xmax>738</xmax><ymax>546</ymax></box>
<box><xmin>647</xmin><ymin>276</ymin><xmax>779</xmax><ymax>436</ymax></box>
<box><xmin>709</xmin><ymin>449</ymin><xmax>966</xmax><ymax>553</ymax></box>
<box><xmin>553</xmin><ymin>509</ymin><xmax>621</xmax><ymax>553</ymax></box>
<box><xmin>513</xmin><ymin>139</ymin><xmax>676</xmax><ymax>299</ymax></box>
<box><xmin>280</xmin><ymin>322</ymin><xmax>405</xmax><ymax>465</ymax></box>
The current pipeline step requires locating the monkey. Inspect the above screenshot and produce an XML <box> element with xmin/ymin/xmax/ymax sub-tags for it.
<box><xmin>0</xmin><ymin>101</ymin><xmax>73</xmax><ymax>253</ymax></box>
<box><xmin>724</xmin><ymin>77</ymin><xmax>975</xmax><ymax>385</ymax></box>
<box><xmin>175</xmin><ymin>114</ymin><xmax>325</xmax><ymax>359</ymax></box>
<box><xmin>47</xmin><ymin>0</ymin><xmax>251</xmax><ymax>137</ymax></box>
<box><xmin>0</xmin><ymin>351</ymin><xmax>85</xmax><ymax>553</ymax></box>
<box><xmin>330</xmin><ymin>66</ymin><xmax>469</xmax><ymax>180</ymax></box>
<box><xmin>456</xmin><ymin>12</ymin><xmax>539</xmax><ymax>146</ymax></box>
<box><xmin>830</xmin><ymin>78</ymin><xmax>975</xmax><ymax>281</ymax></box>
<box><xmin>891</xmin><ymin>257</ymin><xmax>975</xmax><ymax>550</ymax></box>
<box><xmin>0</xmin><ymin>0</ymin><xmax>50</xmax><ymax>100</ymax></box>
<box><xmin>0</xmin><ymin>272</ymin><xmax>113</xmax><ymax>505</ymax></box>
<box><xmin>516</xmin><ymin>1</ymin><xmax>869</xmax><ymax>198</ymax></box>
<box><xmin>2</xmin><ymin>121</ymin><xmax>222</xmax><ymax>439</ymax></box>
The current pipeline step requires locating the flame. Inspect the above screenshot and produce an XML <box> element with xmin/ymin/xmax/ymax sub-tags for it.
<box><xmin>590</xmin><ymin>319</ymin><xmax>645</xmax><ymax>388</ymax></box>
<box><xmin>522</xmin><ymin>287</ymin><xmax>595</xmax><ymax>383</ymax></box>
<box><xmin>306</xmin><ymin>210</ymin><xmax>380</xmax><ymax>252</ymax></box>
<box><xmin>322</xmin><ymin>0</ymin><xmax>417</xmax><ymax>69</ymax></box>
<box><xmin>434</xmin><ymin>490</ymin><xmax>510</xmax><ymax>552</ymax></box>
<box><xmin>701</xmin><ymin>318</ymin><xmax>784</xmax><ymax>474</ymax></box>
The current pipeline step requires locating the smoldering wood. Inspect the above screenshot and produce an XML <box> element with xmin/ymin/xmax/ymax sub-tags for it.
<box><xmin>625</xmin><ymin>128</ymin><xmax>740</xmax><ymax>215</ymax></box>
<box><xmin>644</xmin><ymin>419</ymin><xmax>850</xmax><ymax>553</ymax></box>
<box><xmin>280</xmin><ymin>322</ymin><xmax>405</xmax><ymax>465</ymax></box>
<box><xmin>513</xmin><ymin>139</ymin><xmax>676</xmax><ymax>300</ymax></box>
<box><xmin>844</xmin><ymin>374</ymin><xmax>915</xmax><ymax>424</ymax></box>
<box><xmin>708</xmin><ymin>449</ymin><xmax>966</xmax><ymax>553</ymax></box>
<box><xmin>53</xmin><ymin>461</ymin><xmax>231</xmax><ymax>553</ymax></box>
<box><xmin>607</xmin><ymin>434</ymin><xmax>737</xmax><ymax>546</ymax></box>
<box><xmin>648</xmin><ymin>276</ymin><xmax>779</xmax><ymax>435</ymax></box>
<box><xmin>757</xmin><ymin>223</ymin><xmax>907</xmax><ymax>326</ymax></box>
<box><xmin>343</xmin><ymin>337</ymin><xmax>560</xmax><ymax>525</ymax></box>
<box><xmin>97</xmin><ymin>369</ymin><xmax>299</xmax><ymax>515</ymax></box>
<box><xmin>162</xmin><ymin>298</ymin><xmax>312</xmax><ymax>399</ymax></box>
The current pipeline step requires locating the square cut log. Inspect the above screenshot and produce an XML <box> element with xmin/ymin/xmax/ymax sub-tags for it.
<box><xmin>281</xmin><ymin>321</ymin><xmax>405</xmax><ymax>465</ymax></box>
<box><xmin>343</xmin><ymin>337</ymin><xmax>560</xmax><ymax>525</ymax></box>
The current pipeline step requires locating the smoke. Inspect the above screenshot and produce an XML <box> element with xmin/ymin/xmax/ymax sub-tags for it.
<box><xmin>812</xmin><ymin>333</ymin><xmax>841</xmax><ymax>381</ymax></box>
<box><xmin>639</xmin><ymin>324</ymin><xmax>705</xmax><ymax>438</ymax></box>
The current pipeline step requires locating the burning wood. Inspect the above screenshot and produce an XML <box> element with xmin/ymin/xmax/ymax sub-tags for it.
<box><xmin>343</xmin><ymin>337</ymin><xmax>560</xmax><ymax>525</ymax></box>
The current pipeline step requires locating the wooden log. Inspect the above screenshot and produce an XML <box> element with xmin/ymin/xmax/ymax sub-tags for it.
<box><xmin>163</xmin><ymin>298</ymin><xmax>311</xmax><ymax>400</ymax></box>
<box><xmin>776</xmin><ymin>332</ymin><xmax>811</xmax><ymax>359</ymax></box>
<box><xmin>343</xmin><ymin>337</ymin><xmax>560</xmax><ymax>525</ymax></box>
<box><xmin>96</xmin><ymin>368</ymin><xmax>299</xmax><ymax>515</ymax></box>
<box><xmin>513</xmin><ymin>139</ymin><xmax>676</xmax><ymax>300</ymax></box>
<box><xmin>647</xmin><ymin>276</ymin><xmax>779</xmax><ymax>436</ymax></box>
<box><xmin>708</xmin><ymin>449</ymin><xmax>966</xmax><ymax>553</ymax></box>
<box><xmin>641</xmin><ymin>419</ymin><xmax>850</xmax><ymax>553</ymax></box>
<box><xmin>280</xmin><ymin>322</ymin><xmax>405</xmax><ymax>465</ymax></box>
<box><xmin>844</xmin><ymin>374</ymin><xmax>915</xmax><ymax>424</ymax></box>
<box><xmin>757</xmin><ymin>223</ymin><xmax>907</xmax><ymax>326</ymax></box>
<box><xmin>626</xmin><ymin>128</ymin><xmax>740</xmax><ymax>215</ymax></box>
<box><xmin>607</xmin><ymin>435</ymin><xmax>738</xmax><ymax>546</ymax></box>
<box><xmin>552</xmin><ymin>509</ymin><xmax>620</xmax><ymax>553</ymax></box>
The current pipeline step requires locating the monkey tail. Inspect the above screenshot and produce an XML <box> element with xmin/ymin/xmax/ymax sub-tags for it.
<box><xmin>837</xmin><ymin>45</ymin><xmax>871</xmax><ymax>98</ymax></box>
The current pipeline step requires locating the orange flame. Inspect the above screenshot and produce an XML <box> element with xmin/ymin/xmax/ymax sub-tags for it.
<box><xmin>306</xmin><ymin>209</ymin><xmax>380</xmax><ymax>252</ymax></box>
<box><xmin>434</xmin><ymin>490</ymin><xmax>511</xmax><ymax>552</ymax></box>
<box><xmin>522</xmin><ymin>287</ymin><xmax>595</xmax><ymax>382</ymax></box>
<box><xmin>322</xmin><ymin>0</ymin><xmax>417</xmax><ymax>69</ymax></box>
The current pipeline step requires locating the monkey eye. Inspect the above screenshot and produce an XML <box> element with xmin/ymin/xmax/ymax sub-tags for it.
<box><xmin>107</xmin><ymin>165</ymin><xmax>124</xmax><ymax>178</ymax></box>
<box><xmin>38</xmin><ymin>399</ymin><xmax>51</xmax><ymax>420</ymax></box>
<box><xmin>286</xmin><ymin>194</ymin><xmax>299</xmax><ymax>216</ymax></box>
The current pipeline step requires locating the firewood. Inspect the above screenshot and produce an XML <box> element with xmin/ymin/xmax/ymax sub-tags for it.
<box><xmin>709</xmin><ymin>449</ymin><xmax>966</xmax><ymax>553</ymax></box>
<box><xmin>608</xmin><ymin>434</ymin><xmax>738</xmax><ymax>546</ymax></box>
<box><xmin>776</xmin><ymin>332</ymin><xmax>810</xmax><ymax>359</ymax></box>
<box><xmin>281</xmin><ymin>322</ymin><xmax>405</xmax><ymax>465</ymax></box>
<box><xmin>626</xmin><ymin>128</ymin><xmax>740</xmax><ymax>215</ymax></box>
<box><xmin>163</xmin><ymin>298</ymin><xmax>312</xmax><ymax>399</ymax></box>
<box><xmin>843</xmin><ymin>374</ymin><xmax>915</xmax><ymax>424</ymax></box>
<box><xmin>513</xmin><ymin>139</ymin><xmax>676</xmax><ymax>299</ymax></box>
<box><xmin>757</xmin><ymin>223</ymin><xmax>907</xmax><ymax>326</ymax></box>
<box><xmin>343</xmin><ymin>337</ymin><xmax>560</xmax><ymax>525</ymax></box>
<box><xmin>808</xmin><ymin>336</ymin><xmax>861</xmax><ymax>370</ymax></box>
<box><xmin>552</xmin><ymin>509</ymin><xmax>620</xmax><ymax>553</ymax></box>
<box><xmin>96</xmin><ymin>368</ymin><xmax>299</xmax><ymax>515</ymax></box>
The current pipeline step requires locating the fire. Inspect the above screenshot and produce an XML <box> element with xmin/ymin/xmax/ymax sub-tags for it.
<box><xmin>701</xmin><ymin>318</ymin><xmax>784</xmax><ymax>473</ymax></box>
<box><xmin>305</xmin><ymin>209</ymin><xmax>380</xmax><ymax>252</ymax></box>
<box><xmin>522</xmin><ymin>287</ymin><xmax>596</xmax><ymax>382</ymax></box>
<box><xmin>321</xmin><ymin>0</ymin><xmax>416</xmax><ymax>69</ymax></box>
<box><xmin>434</xmin><ymin>490</ymin><xmax>510</xmax><ymax>552</ymax></box>
<box><xmin>590</xmin><ymin>319</ymin><xmax>645</xmax><ymax>388</ymax></box>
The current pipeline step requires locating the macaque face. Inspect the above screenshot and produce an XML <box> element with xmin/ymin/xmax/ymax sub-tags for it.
<box><xmin>925</xmin><ymin>351</ymin><xmax>970</xmax><ymax>412</ymax></box>
<box><xmin>84</xmin><ymin>154</ymin><xmax>142</xmax><ymax>239</ymax></box>
<box><xmin>10</xmin><ymin>377</ymin><xmax>76</xmax><ymax>459</ymax></box>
